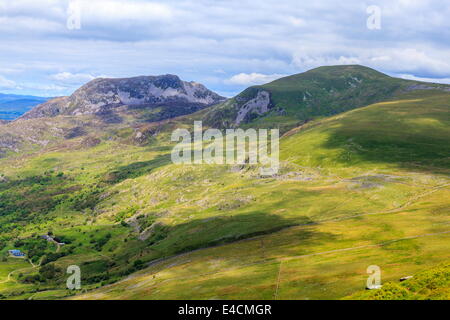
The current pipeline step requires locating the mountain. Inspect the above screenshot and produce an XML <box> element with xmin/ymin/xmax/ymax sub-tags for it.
<box><xmin>0</xmin><ymin>75</ymin><xmax>224</xmax><ymax>155</ymax></box>
<box><xmin>19</xmin><ymin>75</ymin><xmax>226</xmax><ymax>121</ymax></box>
<box><xmin>0</xmin><ymin>93</ymin><xmax>50</xmax><ymax>121</ymax></box>
<box><xmin>204</xmin><ymin>65</ymin><xmax>450</xmax><ymax>132</ymax></box>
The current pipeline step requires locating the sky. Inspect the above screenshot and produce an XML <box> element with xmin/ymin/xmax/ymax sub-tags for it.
<box><xmin>0</xmin><ymin>0</ymin><xmax>449</xmax><ymax>97</ymax></box>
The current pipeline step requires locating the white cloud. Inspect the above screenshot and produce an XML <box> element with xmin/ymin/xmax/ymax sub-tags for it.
<box><xmin>0</xmin><ymin>16</ymin><xmax>62</xmax><ymax>34</ymax></box>
<box><xmin>80</xmin><ymin>0</ymin><xmax>173</xmax><ymax>23</ymax></box>
<box><xmin>397</xmin><ymin>74</ymin><xmax>450</xmax><ymax>85</ymax></box>
<box><xmin>287</xmin><ymin>16</ymin><xmax>306</xmax><ymax>27</ymax></box>
<box><xmin>0</xmin><ymin>0</ymin><xmax>449</xmax><ymax>96</ymax></box>
<box><xmin>372</xmin><ymin>49</ymin><xmax>450</xmax><ymax>76</ymax></box>
<box><xmin>292</xmin><ymin>54</ymin><xmax>362</xmax><ymax>70</ymax></box>
<box><xmin>291</xmin><ymin>47</ymin><xmax>450</xmax><ymax>78</ymax></box>
<box><xmin>0</xmin><ymin>75</ymin><xmax>18</xmax><ymax>89</ymax></box>
<box><xmin>226</xmin><ymin>73</ymin><xmax>287</xmax><ymax>86</ymax></box>
<box><xmin>50</xmin><ymin>72</ymin><xmax>96</xmax><ymax>83</ymax></box>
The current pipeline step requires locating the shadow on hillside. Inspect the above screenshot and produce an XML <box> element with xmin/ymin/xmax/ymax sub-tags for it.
<box><xmin>102</xmin><ymin>153</ymin><xmax>172</xmax><ymax>184</ymax></box>
<box><xmin>128</xmin><ymin>212</ymin><xmax>336</xmax><ymax>266</ymax></box>
<box><xmin>95</xmin><ymin>110</ymin><xmax>124</xmax><ymax>124</ymax></box>
<box><xmin>319</xmin><ymin>96</ymin><xmax>450</xmax><ymax>174</ymax></box>
<box><xmin>146</xmin><ymin>145</ymin><xmax>173</xmax><ymax>153</ymax></box>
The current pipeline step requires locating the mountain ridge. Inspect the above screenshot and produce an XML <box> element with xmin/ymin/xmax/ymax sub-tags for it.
<box><xmin>203</xmin><ymin>65</ymin><xmax>450</xmax><ymax>132</ymax></box>
<box><xmin>19</xmin><ymin>74</ymin><xmax>226</xmax><ymax>121</ymax></box>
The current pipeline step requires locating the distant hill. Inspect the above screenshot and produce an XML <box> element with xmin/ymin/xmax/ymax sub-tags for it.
<box><xmin>204</xmin><ymin>65</ymin><xmax>450</xmax><ymax>133</ymax></box>
<box><xmin>0</xmin><ymin>94</ymin><xmax>50</xmax><ymax>120</ymax></box>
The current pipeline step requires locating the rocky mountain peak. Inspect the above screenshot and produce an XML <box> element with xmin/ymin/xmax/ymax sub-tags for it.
<box><xmin>19</xmin><ymin>74</ymin><xmax>226</xmax><ymax>120</ymax></box>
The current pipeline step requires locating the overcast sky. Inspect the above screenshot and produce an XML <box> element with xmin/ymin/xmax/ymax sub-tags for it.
<box><xmin>0</xmin><ymin>0</ymin><xmax>449</xmax><ymax>97</ymax></box>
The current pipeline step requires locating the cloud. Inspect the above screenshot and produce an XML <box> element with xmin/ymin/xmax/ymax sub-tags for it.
<box><xmin>226</xmin><ymin>73</ymin><xmax>287</xmax><ymax>86</ymax></box>
<box><xmin>25</xmin><ymin>83</ymin><xmax>68</xmax><ymax>92</ymax></box>
<box><xmin>0</xmin><ymin>75</ymin><xmax>18</xmax><ymax>89</ymax></box>
<box><xmin>291</xmin><ymin>53</ymin><xmax>362</xmax><ymax>70</ymax></box>
<box><xmin>0</xmin><ymin>0</ymin><xmax>449</xmax><ymax>96</ymax></box>
<box><xmin>50</xmin><ymin>72</ymin><xmax>96</xmax><ymax>84</ymax></box>
<box><xmin>0</xmin><ymin>64</ymin><xmax>26</xmax><ymax>74</ymax></box>
<box><xmin>397</xmin><ymin>74</ymin><xmax>450</xmax><ymax>85</ymax></box>
<box><xmin>80</xmin><ymin>0</ymin><xmax>173</xmax><ymax>23</ymax></box>
<box><xmin>369</xmin><ymin>49</ymin><xmax>450</xmax><ymax>77</ymax></box>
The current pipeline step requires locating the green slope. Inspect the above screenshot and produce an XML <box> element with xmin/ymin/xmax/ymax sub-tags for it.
<box><xmin>281</xmin><ymin>90</ymin><xmax>450</xmax><ymax>172</ymax></box>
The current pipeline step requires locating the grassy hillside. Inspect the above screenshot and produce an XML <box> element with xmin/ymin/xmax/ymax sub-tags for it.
<box><xmin>0</xmin><ymin>72</ymin><xmax>448</xmax><ymax>300</ymax></box>
<box><xmin>281</xmin><ymin>90</ymin><xmax>450</xmax><ymax>172</ymax></box>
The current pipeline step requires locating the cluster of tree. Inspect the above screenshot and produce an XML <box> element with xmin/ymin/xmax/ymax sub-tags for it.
<box><xmin>68</xmin><ymin>186</ymin><xmax>104</xmax><ymax>211</ymax></box>
<box><xmin>19</xmin><ymin>264</ymin><xmax>62</xmax><ymax>284</ymax></box>
<box><xmin>0</xmin><ymin>173</ymin><xmax>68</xmax><ymax>224</ymax></box>
<box><xmin>90</xmin><ymin>233</ymin><xmax>112</xmax><ymax>251</ymax></box>
<box><xmin>41</xmin><ymin>246</ymin><xmax>75</xmax><ymax>265</ymax></box>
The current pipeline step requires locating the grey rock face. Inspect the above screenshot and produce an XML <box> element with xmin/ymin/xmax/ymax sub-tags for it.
<box><xmin>235</xmin><ymin>90</ymin><xmax>271</xmax><ymax>125</ymax></box>
<box><xmin>405</xmin><ymin>84</ymin><xmax>450</xmax><ymax>92</ymax></box>
<box><xmin>20</xmin><ymin>75</ymin><xmax>226</xmax><ymax>120</ymax></box>
<box><xmin>20</xmin><ymin>97</ymin><xmax>70</xmax><ymax>119</ymax></box>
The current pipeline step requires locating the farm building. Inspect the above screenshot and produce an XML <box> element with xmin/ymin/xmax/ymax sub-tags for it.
<box><xmin>8</xmin><ymin>250</ymin><xmax>26</xmax><ymax>257</ymax></box>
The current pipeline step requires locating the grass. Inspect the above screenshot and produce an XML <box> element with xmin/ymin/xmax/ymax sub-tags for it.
<box><xmin>73</xmin><ymin>186</ymin><xmax>450</xmax><ymax>300</ymax></box>
<box><xmin>281</xmin><ymin>91</ymin><xmax>450</xmax><ymax>172</ymax></box>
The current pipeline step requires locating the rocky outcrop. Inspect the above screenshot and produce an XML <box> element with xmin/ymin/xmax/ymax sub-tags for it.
<box><xmin>19</xmin><ymin>97</ymin><xmax>69</xmax><ymax>119</ymax></box>
<box><xmin>235</xmin><ymin>90</ymin><xmax>271</xmax><ymax>125</ymax></box>
<box><xmin>0</xmin><ymin>132</ymin><xmax>22</xmax><ymax>153</ymax></box>
<box><xmin>19</xmin><ymin>75</ymin><xmax>226</xmax><ymax>120</ymax></box>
